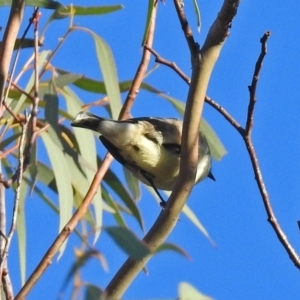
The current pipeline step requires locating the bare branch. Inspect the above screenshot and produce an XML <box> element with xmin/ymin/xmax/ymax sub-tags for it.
<box><xmin>246</xmin><ymin>31</ymin><xmax>271</xmax><ymax>134</ymax></box>
<box><xmin>144</xmin><ymin>45</ymin><xmax>190</xmax><ymax>84</ymax></box>
<box><xmin>242</xmin><ymin>32</ymin><xmax>300</xmax><ymax>268</ymax></box>
<box><xmin>143</xmin><ymin>45</ymin><xmax>243</xmax><ymax>134</ymax></box>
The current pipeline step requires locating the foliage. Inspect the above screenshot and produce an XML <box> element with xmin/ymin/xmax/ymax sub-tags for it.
<box><xmin>0</xmin><ymin>1</ymin><xmax>229</xmax><ymax>299</ymax></box>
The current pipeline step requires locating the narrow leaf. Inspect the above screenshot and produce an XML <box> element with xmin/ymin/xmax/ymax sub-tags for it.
<box><xmin>156</xmin><ymin>242</ymin><xmax>189</xmax><ymax>259</ymax></box>
<box><xmin>85</xmin><ymin>285</ymin><xmax>103</xmax><ymax>299</ymax></box>
<box><xmin>40</xmin><ymin>131</ymin><xmax>73</xmax><ymax>257</ymax></box>
<box><xmin>105</xmin><ymin>226</ymin><xmax>151</xmax><ymax>259</ymax></box>
<box><xmin>88</xmin><ymin>29</ymin><xmax>122</xmax><ymax>119</ymax></box>
<box><xmin>178</xmin><ymin>282</ymin><xmax>213</xmax><ymax>300</ymax></box>
<box><xmin>51</xmin><ymin>5</ymin><xmax>123</xmax><ymax>20</ymax></box>
<box><xmin>192</xmin><ymin>0</ymin><xmax>202</xmax><ymax>32</ymax></box>
<box><xmin>141</xmin><ymin>0</ymin><xmax>155</xmax><ymax>46</ymax></box>
<box><xmin>123</xmin><ymin>167</ymin><xmax>141</xmax><ymax>201</ymax></box>
<box><xmin>158</xmin><ymin>93</ymin><xmax>227</xmax><ymax>160</ymax></box>
<box><xmin>62</xmin><ymin>86</ymin><xmax>102</xmax><ymax>243</ymax></box>
<box><xmin>103</xmin><ymin>163</ymin><xmax>144</xmax><ymax>230</ymax></box>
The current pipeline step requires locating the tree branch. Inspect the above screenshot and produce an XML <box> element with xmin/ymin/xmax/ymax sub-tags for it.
<box><xmin>242</xmin><ymin>32</ymin><xmax>300</xmax><ymax>268</ymax></box>
<box><xmin>0</xmin><ymin>0</ymin><xmax>25</xmax><ymax>113</ymax></box>
<box><xmin>102</xmin><ymin>0</ymin><xmax>240</xmax><ymax>298</ymax></box>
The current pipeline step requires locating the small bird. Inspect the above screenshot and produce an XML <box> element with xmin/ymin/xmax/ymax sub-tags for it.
<box><xmin>71</xmin><ymin>111</ymin><xmax>214</xmax><ymax>206</ymax></box>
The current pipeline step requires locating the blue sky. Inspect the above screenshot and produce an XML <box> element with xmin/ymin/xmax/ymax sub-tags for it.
<box><xmin>2</xmin><ymin>0</ymin><xmax>300</xmax><ymax>299</ymax></box>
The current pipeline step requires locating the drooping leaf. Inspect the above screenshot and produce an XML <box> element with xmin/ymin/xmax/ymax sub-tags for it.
<box><xmin>101</xmin><ymin>186</ymin><xmax>128</xmax><ymax>228</ymax></box>
<box><xmin>156</xmin><ymin>242</ymin><xmax>189</xmax><ymax>259</ymax></box>
<box><xmin>52</xmin><ymin>73</ymin><xmax>83</xmax><ymax>88</ymax></box>
<box><xmin>192</xmin><ymin>0</ymin><xmax>202</xmax><ymax>32</ymax></box>
<box><xmin>84</xmin><ymin>285</ymin><xmax>103</xmax><ymax>300</ymax></box>
<box><xmin>62</xmin><ymin>86</ymin><xmax>102</xmax><ymax>244</ymax></box>
<box><xmin>182</xmin><ymin>204</ymin><xmax>216</xmax><ymax>247</ymax></box>
<box><xmin>0</xmin><ymin>38</ymin><xmax>39</xmax><ymax>50</ymax></box>
<box><xmin>123</xmin><ymin>167</ymin><xmax>141</xmax><ymax>201</ymax></box>
<box><xmin>158</xmin><ymin>93</ymin><xmax>227</xmax><ymax>161</ymax></box>
<box><xmin>61</xmin><ymin>248</ymin><xmax>107</xmax><ymax>293</ymax></box>
<box><xmin>82</xmin><ymin>28</ymin><xmax>122</xmax><ymax>119</ymax></box>
<box><xmin>44</xmin><ymin>79</ymin><xmax>59</xmax><ymax>130</ymax></box>
<box><xmin>55</xmin><ymin>69</ymin><xmax>162</xmax><ymax>95</ymax></box>
<box><xmin>102</xmin><ymin>161</ymin><xmax>144</xmax><ymax>230</ymax></box>
<box><xmin>105</xmin><ymin>226</ymin><xmax>151</xmax><ymax>259</ymax></box>
<box><xmin>40</xmin><ymin>131</ymin><xmax>73</xmax><ymax>258</ymax></box>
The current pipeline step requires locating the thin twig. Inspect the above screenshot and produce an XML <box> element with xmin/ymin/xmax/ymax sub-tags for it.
<box><xmin>243</xmin><ymin>31</ymin><xmax>300</xmax><ymax>268</ymax></box>
<box><xmin>173</xmin><ymin>0</ymin><xmax>198</xmax><ymax>56</ymax></box>
<box><xmin>144</xmin><ymin>45</ymin><xmax>190</xmax><ymax>84</ymax></box>
<box><xmin>24</xmin><ymin>9</ymin><xmax>40</xmax><ymax>167</ymax></box>
<box><xmin>143</xmin><ymin>45</ymin><xmax>243</xmax><ymax>134</ymax></box>
<box><xmin>118</xmin><ymin>5</ymin><xmax>158</xmax><ymax>120</ymax></box>
<box><xmin>2</xmin><ymin>114</ymin><xmax>28</xmax><ymax>261</ymax></box>
<box><xmin>245</xmin><ymin>31</ymin><xmax>271</xmax><ymax>135</ymax></box>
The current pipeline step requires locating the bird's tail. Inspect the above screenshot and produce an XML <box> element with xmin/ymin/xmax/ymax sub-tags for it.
<box><xmin>71</xmin><ymin>111</ymin><xmax>104</xmax><ymax>132</ymax></box>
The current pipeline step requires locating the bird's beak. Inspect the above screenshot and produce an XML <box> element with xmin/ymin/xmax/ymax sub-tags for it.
<box><xmin>71</xmin><ymin>111</ymin><xmax>102</xmax><ymax>132</ymax></box>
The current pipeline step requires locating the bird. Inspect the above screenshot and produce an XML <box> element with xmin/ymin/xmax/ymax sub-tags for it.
<box><xmin>71</xmin><ymin>111</ymin><xmax>214</xmax><ymax>207</ymax></box>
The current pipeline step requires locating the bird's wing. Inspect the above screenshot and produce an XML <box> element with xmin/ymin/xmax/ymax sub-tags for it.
<box><xmin>99</xmin><ymin>136</ymin><xmax>153</xmax><ymax>180</ymax></box>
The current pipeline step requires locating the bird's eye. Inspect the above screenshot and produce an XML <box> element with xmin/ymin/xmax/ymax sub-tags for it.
<box><xmin>163</xmin><ymin>143</ymin><xmax>181</xmax><ymax>155</ymax></box>
<box><xmin>133</xmin><ymin>145</ymin><xmax>140</xmax><ymax>152</ymax></box>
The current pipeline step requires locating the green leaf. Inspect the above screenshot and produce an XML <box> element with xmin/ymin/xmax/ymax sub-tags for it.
<box><xmin>0</xmin><ymin>0</ymin><xmax>62</xmax><ymax>9</ymax></box>
<box><xmin>158</xmin><ymin>93</ymin><xmax>227</xmax><ymax>161</ymax></box>
<box><xmin>178</xmin><ymin>282</ymin><xmax>213</xmax><ymax>300</ymax></box>
<box><xmin>192</xmin><ymin>0</ymin><xmax>201</xmax><ymax>32</ymax></box>
<box><xmin>102</xmin><ymin>162</ymin><xmax>144</xmax><ymax>230</ymax></box>
<box><xmin>0</xmin><ymin>132</ymin><xmax>21</xmax><ymax>149</ymax></box>
<box><xmin>79</xmin><ymin>27</ymin><xmax>122</xmax><ymax>119</ymax></box>
<box><xmin>85</xmin><ymin>285</ymin><xmax>103</xmax><ymax>300</ymax></box>
<box><xmin>105</xmin><ymin>226</ymin><xmax>151</xmax><ymax>259</ymax></box>
<box><xmin>61</xmin><ymin>249</ymin><xmax>107</xmax><ymax>293</ymax></box>
<box><xmin>44</xmin><ymin>79</ymin><xmax>59</xmax><ymax>129</ymax></box>
<box><xmin>199</xmin><ymin>120</ymin><xmax>227</xmax><ymax>161</ymax></box>
<box><xmin>182</xmin><ymin>204</ymin><xmax>216</xmax><ymax>247</ymax></box>
<box><xmin>156</xmin><ymin>242</ymin><xmax>189</xmax><ymax>259</ymax></box>
<box><xmin>0</xmin><ymin>38</ymin><xmax>37</xmax><ymax>50</ymax></box>
<box><xmin>53</xmin><ymin>73</ymin><xmax>83</xmax><ymax>88</ymax></box>
<box><xmin>141</xmin><ymin>0</ymin><xmax>155</xmax><ymax>46</ymax></box>
<box><xmin>51</xmin><ymin>5</ymin><xmax>123</xmax><ymax>20</ymax></box>
<box><xmin>28</xmin><ymin>139</ymin><xmax>38</xmax><ymax>195</ymax></box>
<box><xmin>101</xmin><ymin>186</ymin><xmax>128</xmax><ymax>228</ymax></box>
<box><xmin>123</xmin><ymin>167</ymin><xmax>141</xmax><ymax>201</ymax></box>
<box><xmin>55</xmin><ymin>69</ymin><xmax>160</xmax><ymax>95</ymax></box>
<box><xmin>40</xmin><ymin>131</ymin><xmax>73</xmax><ymax>258</ymax></box>
<box><xmin>62</xmin><ymin>86</ymin><xmax>102</xmax><ymax>243</ymax></box>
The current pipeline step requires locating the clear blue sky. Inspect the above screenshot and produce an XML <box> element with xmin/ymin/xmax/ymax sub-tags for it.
<box><xmin>2</xmin><ymin>0</ymin><xmax>300</xmax><ymax>299</ymax></box>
